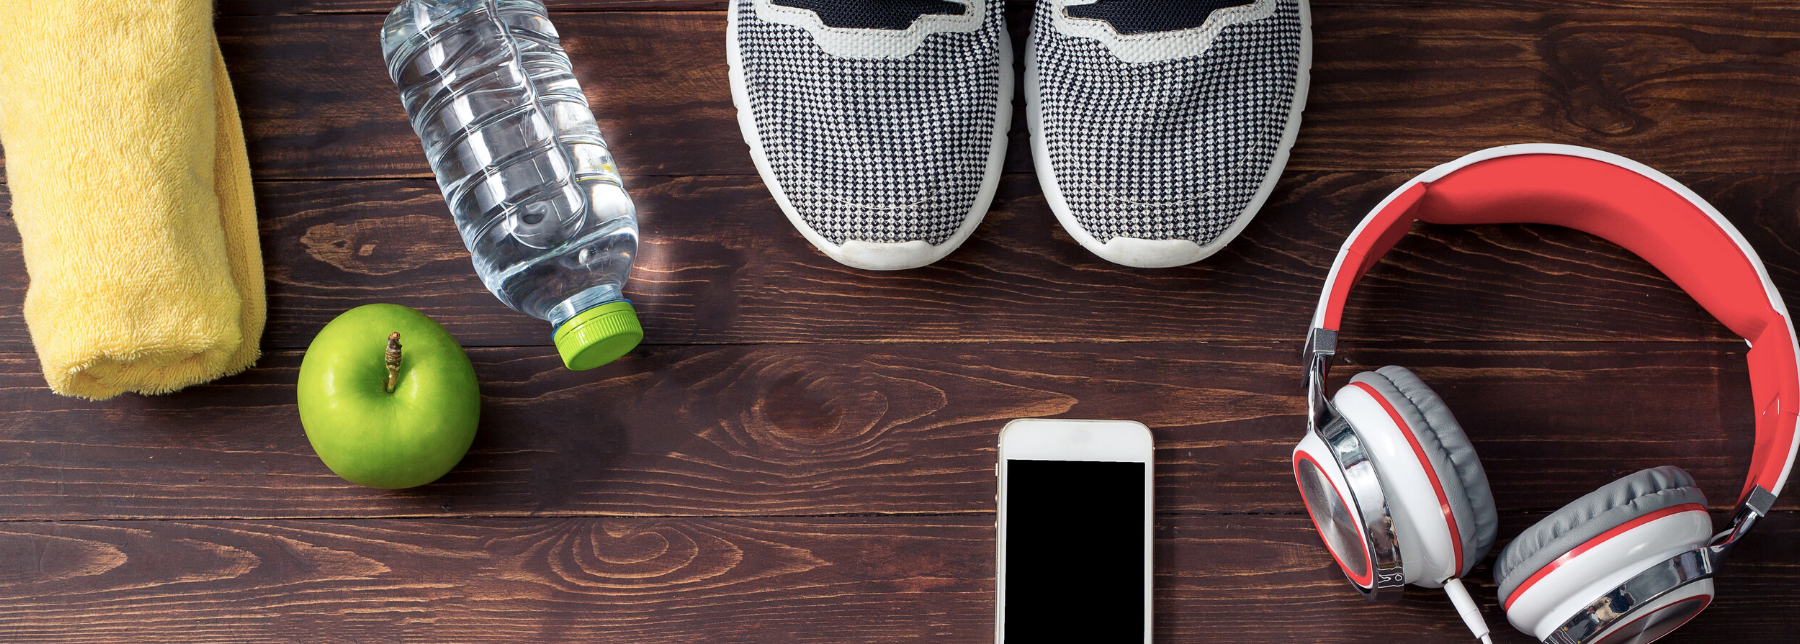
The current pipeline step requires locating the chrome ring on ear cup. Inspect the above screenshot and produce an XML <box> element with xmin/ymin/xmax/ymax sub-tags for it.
<box><xmin>1301</xmin><ymin>410</ymin><xmax>1407</xmax><ymax>598</ymax></box>
<box><xmin>1546</xmin><ymin>548</ymin><xmax>1716</xmax><ymax>644</ymax></box>
<box><xmin>1298</xmin><ymin>328</ymin><xmax>1405</xmax><ymax>598</ymax></box>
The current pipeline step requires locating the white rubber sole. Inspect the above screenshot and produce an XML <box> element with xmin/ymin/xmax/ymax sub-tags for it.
<box><xmin>726</xmin><ymin>0</ymin><xmax>1014</xmax><ymax>271</ymax></box>
<box><xmin>1025</xmin><ymin>0</ymin><xmax>1313</xmax><ymax>269</ymax></box>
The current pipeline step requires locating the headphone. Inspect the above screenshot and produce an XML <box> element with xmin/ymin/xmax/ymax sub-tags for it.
<box><xmin>1293</xmin><ymin>144</ymin><xmax>1799</xmax><ymax>644</ymax></box>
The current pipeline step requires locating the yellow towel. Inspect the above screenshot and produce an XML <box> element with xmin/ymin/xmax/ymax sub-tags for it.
<box><xmin>0</xmin><ymin>1</ymin><xmax>264</xmax><ymax>400</ymax></box>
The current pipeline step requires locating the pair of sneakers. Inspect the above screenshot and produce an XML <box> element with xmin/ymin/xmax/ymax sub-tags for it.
<box><xmin>728</xmin><ymin>0</ymin><xmax>1312</xmax><ymax>270</ymax></box>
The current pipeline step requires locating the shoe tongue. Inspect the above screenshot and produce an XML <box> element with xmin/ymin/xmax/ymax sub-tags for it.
<box><xmin>770</xmin><ymin>0</ymin><xmax>967</xmax><ymax>30</ymax></box>
<box><xmin>1066</xmin><ymin>0</ymin><xmax>1255</xmax><ymax>36</ymax></box>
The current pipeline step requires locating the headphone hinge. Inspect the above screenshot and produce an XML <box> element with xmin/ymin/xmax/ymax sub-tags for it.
<box><xmin>1709</xmin><ymin>485</ymin><xmax>1776</xmax><ymax>557</ymax></box>
<box><xmin>1304</xmin><ymin>328</ymin><xmax>1338</xmax><ymax>433</ymax></box>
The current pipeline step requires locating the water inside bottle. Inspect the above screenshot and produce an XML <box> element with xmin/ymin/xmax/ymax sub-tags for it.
<box><xmin>382</xmin><ymin>0</ymin><xmax>638</xmax><ymax>328</ymax></box>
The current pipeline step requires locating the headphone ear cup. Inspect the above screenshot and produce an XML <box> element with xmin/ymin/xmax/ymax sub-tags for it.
<box><xmin>1339</xmin><ymin>366</ymin><xmax>1499</xmax><ymax>578</ymax></box>
<box><xmin>1494</xmin><ymin>466</ymin><xmax>1711</xmax><ymax>638</ymax></box>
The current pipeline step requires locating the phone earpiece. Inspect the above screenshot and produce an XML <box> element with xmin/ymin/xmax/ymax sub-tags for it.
<box><xmin>1333</xmin><ymin>366</ymin><xmax>1500</xmax><ymax>585</ymax></box>
<box><xmin>1495</xmin><ymin>466</ymin><xmax>1713</xmax><ymax>641</ymax></box>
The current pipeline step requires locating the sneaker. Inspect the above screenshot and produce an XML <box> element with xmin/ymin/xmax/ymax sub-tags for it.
<box><xmin>1026</xmin><ymin>0</ymin><xmax>1311</xmax><ymax>268</ymax></box>
<box><xmin>727</xmin><ymin>0</ymin><xmax>1014</xmax><ymax>270</ymax></box>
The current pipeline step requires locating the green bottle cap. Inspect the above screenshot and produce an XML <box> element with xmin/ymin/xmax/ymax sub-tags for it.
<box><xmin>552</xmin><ymin>301</ymin><xmax>643</xmax><ymax>371</ymax></box>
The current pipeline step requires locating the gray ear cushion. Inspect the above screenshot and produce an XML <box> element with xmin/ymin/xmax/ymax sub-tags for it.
<box><xmin>1349</xmin><ymin>366</ymin><xmax>1499</xmax><ymax>577</ymax></box>
<box><xmin>1493</xmin><ymin>466</ymin><xmax>1707</xmax><ymax>604</ymax></box>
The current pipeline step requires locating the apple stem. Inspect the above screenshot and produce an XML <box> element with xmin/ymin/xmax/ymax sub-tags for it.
<box><xmin>384</xmin><ymin>332</ymin><xmax>402</xmax><ymax>394</ymax></box>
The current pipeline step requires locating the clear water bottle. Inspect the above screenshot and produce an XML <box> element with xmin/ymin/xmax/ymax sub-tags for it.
<box><xmin>380</xmin><ymin>0</ymin><xmax>641</xmax><ymax>370</ymax></box>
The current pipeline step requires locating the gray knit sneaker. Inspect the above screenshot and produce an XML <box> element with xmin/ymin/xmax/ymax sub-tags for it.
<box><xmin>728</xmin><ymin>0</ymin><xmax>1014</xmax><ymax>270</ymax></box>
<box><xmin>1027</xmin><ymin>0</ymin><xmax>1311</xmax><ymax>267</ymax></box>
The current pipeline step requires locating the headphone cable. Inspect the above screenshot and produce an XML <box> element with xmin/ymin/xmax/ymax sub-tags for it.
<box><xmin>1443</xmin><ymin>577</ymin><xmax>1493</xmax><ymax>644</ymax></box>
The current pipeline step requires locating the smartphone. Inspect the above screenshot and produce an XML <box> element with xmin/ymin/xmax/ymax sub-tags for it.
<box><xmin>995</xmin><ymin>419</ymin><xmax>1153</xmax><ymax>644</ymax></box>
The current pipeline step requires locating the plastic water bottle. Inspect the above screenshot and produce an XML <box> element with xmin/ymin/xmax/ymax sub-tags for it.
<box><xmin>380</xmin><ymin>0</ymin><xmax>641</xmax><ymax>370</ymax></box>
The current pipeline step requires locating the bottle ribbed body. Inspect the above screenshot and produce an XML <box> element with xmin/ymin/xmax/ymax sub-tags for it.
<box><xmin>381</xmin><ymin>0</ymin><xmax>637</xmax><ymax>328</ymax></box>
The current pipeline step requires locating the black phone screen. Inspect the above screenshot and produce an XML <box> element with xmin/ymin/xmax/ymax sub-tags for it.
<box><xmin>1001</xmin><ymin>459</ymin><xmax>1146</xmax><ymax>643</ymax></box>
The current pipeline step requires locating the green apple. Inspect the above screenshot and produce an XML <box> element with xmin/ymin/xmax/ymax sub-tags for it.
<box><xmin>297</xmin><ymin>303</ymin><xmax>479</xmax><ymax>489</ymax></box>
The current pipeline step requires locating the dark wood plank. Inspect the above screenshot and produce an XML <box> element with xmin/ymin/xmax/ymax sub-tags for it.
<box><xmin>1300</xmin><ymin>10</ymin><xmax>1800</xmax><ymax>172</ymax></box>
<box><xmin>209</xmin><ymin>8</ymin><xmax>1800</xmax><ymax>180</ymax></box>
<box><xmin>0</xmin><ymin>516</ymin><xmax>993</xmax><ymax>643</ymax></box>
<box><xmin>0</xmin><ymin>512</ymin><xmax>1792</xmax><ymax>642</ymax></box>
<box><xmin>11</xmin><ymin>170</ymin><xmax>1793</xmax><ymax>354</ymax></box>
<box><xmin>0</xmin><ymin>341</ymin><xmax>1786</xmax><ymax>520</ymax></box>
<box><xmin>219</xmin><ymin>12</ymin><xmax>739</xmax><ymax>180</ymax></box>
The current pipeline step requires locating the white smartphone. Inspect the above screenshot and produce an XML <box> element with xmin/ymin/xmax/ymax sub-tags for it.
<box><xmin>995</xmin><ymin>419</ymin><xmax>1153</xmax><ymax>644</ymax></box>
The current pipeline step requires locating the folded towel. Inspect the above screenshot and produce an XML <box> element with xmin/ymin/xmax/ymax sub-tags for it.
<box><xmin>0</xmin><ymin>1</ymin><xmax>264</xmax><ymax>400</ymax></box>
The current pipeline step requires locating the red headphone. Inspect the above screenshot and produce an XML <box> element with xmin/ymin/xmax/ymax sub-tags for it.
<box><xmin>1293</xmin><ymin>144</ymin><xmax>1799</xmax><ymax>644</ymax></box>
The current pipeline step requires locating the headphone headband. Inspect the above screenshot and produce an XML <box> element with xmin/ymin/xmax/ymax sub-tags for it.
<box><xmin>1310</xmin><ymin>144</ymin><xmax>1800</xmax><ymax>505</ymax></box>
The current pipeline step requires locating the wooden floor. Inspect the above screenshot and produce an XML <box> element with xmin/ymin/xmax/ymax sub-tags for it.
<box><xmin>2</xmin><ymin>1</ymin><xmax>1798</xmax><ymax>641</ymax></box>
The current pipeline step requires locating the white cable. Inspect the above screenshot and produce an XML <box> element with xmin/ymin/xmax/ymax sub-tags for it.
<box><xmin>1442</xmin><ymin>577</ymin><xmax>1492</xmax><ymax>644</ymax></box>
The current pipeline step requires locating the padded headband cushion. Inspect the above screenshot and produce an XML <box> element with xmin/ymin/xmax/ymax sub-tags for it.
<box><xmin>1494</xmin><ymin>465</ymin><xmax>1707</xmax><ymax>604</ymax></box>
<box><xmin>1312</xmin><ymin>146</ymin><xmax>1800</xmax><ymax>501</ymax></box>
<box><xmin>1350</xmin><ymin>366</ymin><xmax>1499</xmax><ymax>575</ymax></box>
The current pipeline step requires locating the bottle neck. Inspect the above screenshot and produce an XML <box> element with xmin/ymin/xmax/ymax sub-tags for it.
<box><xmin>548</xmin><ymin>284</ymin><xmax>625</xmax><ymax>329</ymax></box>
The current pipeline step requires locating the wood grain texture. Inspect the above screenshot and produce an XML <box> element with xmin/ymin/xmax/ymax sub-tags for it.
<box><xmin>212</xmin><ymin>7</ymin><xmax>1800</xmax><ymax>180</ymax></box>
<box><xmin>0</xmin><ymin>341</ymin><xmax>1787</xmax><ymax>520</ymax></box>
<box><xmin>0</xmin><ymin>512</ymin><xmax>1793</xmax><ymax>643</ymax></box>
<box><xmin>10</xmin><ymin>170</ymin><xmax>1797</xmax><ymax>354</ymax></box>
<box><xmin>220</xmin><ymin>12</ymin><xmax>736</xmax><ymax>180</ymax></box>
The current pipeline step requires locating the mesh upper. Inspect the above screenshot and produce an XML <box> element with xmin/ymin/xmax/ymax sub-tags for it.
<box><xmin>735</xmin><ymin>0</ymin><xmax>1006</xmax><ymax>246</ymax></box>
<box><xmin>1034</xmin><ymin>0</ymin><xmax>1304</xmax><ymax>245</ymax></box>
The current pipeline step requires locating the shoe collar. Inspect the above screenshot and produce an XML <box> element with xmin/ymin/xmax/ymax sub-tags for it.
<box><xmin>752</xmin><ymin>0</ymin><xmax>987</xmax><ymax>60</ymax></box>
<box><xmin>1049</xmin><ymin>0</ymin><xmax>1279</xmax><ymax>64</ymax></box>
